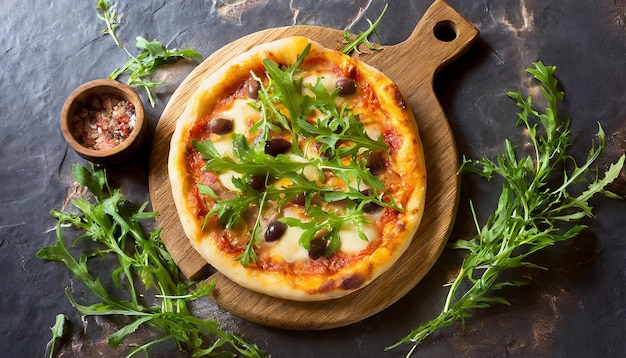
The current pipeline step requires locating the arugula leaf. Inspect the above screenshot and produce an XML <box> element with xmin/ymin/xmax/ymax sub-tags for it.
<box><xmin>235</xmin><ymin>190</ymin><xmax>269</xmax><ymax>266</ymax></box>
<box><xmin>321</xmin><ymin>154</ymin><xmax>385</xmax><ymax>191</ymax></box>
<box><xmin>45</xmin><ymin>314</ymin><xmax>68</xmax><ymax>358</ymax></box>
<box><xmin>263</xmin><ymin>43</ymin><xmax>310</xmax><ymax>120</ymax></box>
<box><xmin>200</xmin><ymin>185</ymin><xmax>257</xmax><ymax>231</ymax></box>
<box><xmin>387</xmin><ymin>62</ymin><xmax>625</xmax><ymax>356</ymax></box>
<box><xmin>262</xmin><ymin>43</ymin><xmax>312</xmax><ymax>150</ymax></box>
<box><xmin>249</xmin><ymin>73</ymin><xmax>288</xmax><ymax>144</ymax></box>
<box><xmin>341</xmin><ymin>3</ymin><xmax>388</xmax><ymax>55</ymax></box>
<box><xmin>193</xmin><ymin>136</ymin><xmax>309</xmax><ymax>177</ymax></box>
<box><xmin>37</xmin><ymin>164</ymin><xmax>268</xmax><ymax>357</ymax></box>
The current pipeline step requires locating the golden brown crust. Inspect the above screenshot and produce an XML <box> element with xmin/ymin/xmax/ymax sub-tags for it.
<box><xmin>169</xmin><ymin>37</ymin><xmax>426</xmax><ymax>301</ymax></box>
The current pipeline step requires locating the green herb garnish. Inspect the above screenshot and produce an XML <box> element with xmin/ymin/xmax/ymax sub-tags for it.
<box><xmin>194</xmin><ymin>134</ymin><xmax>396</xmax><ymax>264</ymax></box>
<box><xmin>299</xmin><ymin>78</ymin><xmax>388</xmax><ymax>158</ymax></box>
<box><xmin>96</xmin><ymin>0</ymin><xmax>122</xmax><ymax>47</ymax></box>
<box><xmin>109</xmin><ymin>36</ymin><xmax>203</xmax><ymax>107</ymax></box>
<box><xmin>341</xmin><ymin>3</ymin><xmax>388</xmax><ymax>55</ymax></box>
<box><xmin>262</xmin><ymin>43</ymin><xmax>311</xmax><ymax>137</ymax></box>
<box><xmin>95</xmin><ymin>1</ymin><xmax>203</xmax><ymax>107</ymax></box>
<box><xmin>37</xmin><ymin>164</ymin><xmax>268</xmax><ymax>358</ymax></box>
<box><xmin>387</xmin><ymin>62</ymin><xmax>625</xmax><ymax>356</ymax></box>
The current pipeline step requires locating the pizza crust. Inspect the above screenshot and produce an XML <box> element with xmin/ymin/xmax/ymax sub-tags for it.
<box><xmin>169</xmin><ymin>36</ymin><xmax>426</xmax><ymax>301</ymax></box>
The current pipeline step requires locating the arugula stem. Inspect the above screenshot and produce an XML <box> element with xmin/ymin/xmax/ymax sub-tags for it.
<box><xmin>236</xmin><ymin>190</ymin><xmax>268</xmax><ymax>266</ymax></box>
<box><xmin>341</xmin><ymin>3</ymin><xmax>388</xmax><ymax>55</ymax></box>
<box><xmin>96</xmin><ymin>0</ymin><xmax>122</xmax><ymax>47</ymax></box>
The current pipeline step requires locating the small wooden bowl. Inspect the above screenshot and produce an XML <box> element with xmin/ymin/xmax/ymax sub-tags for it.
<box><xmin>60</xmin><ymin>79</ymin><xmax>146</xmax><ymax>165</ymax></box>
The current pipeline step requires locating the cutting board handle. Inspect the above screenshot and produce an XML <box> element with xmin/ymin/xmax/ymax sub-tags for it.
<box><xmin>366</xmin><ymin>0</ymin><xmax>478</xmax><ymax>83</ymax></box>
<box><xmin>398</xmin><ymin>0</ymin><xmax>477</xmax><ymax>72</ymax></box>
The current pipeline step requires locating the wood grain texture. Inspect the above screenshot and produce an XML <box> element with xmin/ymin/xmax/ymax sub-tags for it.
<box><xmin>148</xmin><ymin>0</ymin><xmax>478</xmax><ymax>329</ymax></box>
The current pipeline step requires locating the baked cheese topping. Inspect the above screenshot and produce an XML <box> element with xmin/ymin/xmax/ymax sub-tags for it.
<box><xmin>267</xmin><ymin>207</ymin><xmax>309</xmax><ymax>263</ymax></box>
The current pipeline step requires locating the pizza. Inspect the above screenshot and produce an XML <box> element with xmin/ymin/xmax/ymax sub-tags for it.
<box><xmin>168</xmin><ymin>36</ymin><xmax>426</xmax><ymax>301</ymax></box>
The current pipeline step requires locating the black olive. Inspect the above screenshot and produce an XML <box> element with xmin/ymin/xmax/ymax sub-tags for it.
<box><xmin>207</xmin><ymin>117</ymin><xmax>233</xmax><ymax>134</ymax></box>
<box><xmin>293</xmin><ymin>192</ymin><xmax>307</xmax><ymax>206</ymax></box>
<box><xmin>245</xmin><ymin>78</ymin><xmax>261</xmax><ymax>100</ymax></box>
<box><xmin>264</xmin><ymin>220</ymin><xmax>287</xmax><ymax>242</ymax></box>
<box><xmin>265</xmin><ymin>138</ymin><xmax>292</xmax><ymax>156</ymax></box>
<box><xmin>363</xmin><ymin>201</ymin><xmax>383</xmax><ymax>214</ymax></box>
<box><xmin>308</xmin><ymin>238</ymin><xmax>327</xmax><ymax>260</ymax></box>
<box><xmin>360</xmin><ymin>189</ymin><xmax>383</xmax><ymax>213</ymax></box>
<box><xmin>366</xmin><ymin>151</ymin><xmax>385</xmax><ymax>175</ymax></box>
<box><xmin>248</xmin><ymin>175</ymin><xmax>265</xmax><ymax>191</ymax></box>
<box><xmin>335</xmin><ymin>78</ymin><xmax>357</xmax><ymax>96</ymax></box>
<box><xmin>321</xmin><ymin>147</ymin><xmax>333</xmax><ymax>159</ymax></box>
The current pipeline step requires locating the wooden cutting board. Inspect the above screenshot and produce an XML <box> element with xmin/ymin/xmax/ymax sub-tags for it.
<box><xmin>148</xmin><ymin>0</ymin><xmax>478</xmax><ymax>330</ymax></box>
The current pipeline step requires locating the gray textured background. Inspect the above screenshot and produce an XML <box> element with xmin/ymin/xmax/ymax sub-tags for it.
<box><xmin>1</xmin><ymin>0</ymin><xmax>625</xmax><ymax>357</ymax></box>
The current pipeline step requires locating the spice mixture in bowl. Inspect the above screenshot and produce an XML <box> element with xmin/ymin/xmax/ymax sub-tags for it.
<box><xmin>61</xmin><ymin>79</ymin><xmax>146</xmax><ymax>165</ymax></box>
<box><xmin>72</xmin><ymin>93</ymin><xmax>137</xmax><ymax>150</ymax></box>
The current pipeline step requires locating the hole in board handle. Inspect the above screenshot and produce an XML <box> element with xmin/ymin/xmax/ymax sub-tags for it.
<box><xmin>433</xmin><ymin>20</ymin><xmax>458</xmax><ymax>42</ymax></box>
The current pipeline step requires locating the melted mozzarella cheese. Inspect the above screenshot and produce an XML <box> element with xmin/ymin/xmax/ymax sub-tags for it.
<box><xmin>348</xmin><ymin>177</ymin><xmax>370</xmax><ymax>192</ymax></box>
<box><xmin>339</xmin><ymin>222</ymin><xmax>377</xmax><ymax>254</ymax></box>
<box><xmin>304</xmin><ymin>141</ymin><xmax>322</xmax><ymax>159</ymax></box>
<box><xmin>285</xmin><ymin>153</ymin><xmax>321</xmax><ymax>182</ymax></box>
<box><xmin>267</xmin><ymin>208</ymin><xmax>310</xmax><ymax>263</ymax></box>
<box><xmin>210</xmin><ymin>99</ymin><xmax>259</xmax><ymax>159</ymax></box>
<box><xmin>301</xmin><ymin>72</ymin><xmax>343</xmax><ymax>96</ymax></box>
<box><xmin>219</xmin><ymin>99</ymin><xmax>259</xmax><ymax>134</ymax></box>
<box><xmin>364</xmin><ymin>123</ymin><xmax>382</xmax><ymax>141</ymax></box>
<box><xmin>302</xmin><ymin>165</ymin><xmax>321</xmax><ymax>182</ymax></box>
<box><xmin>212</xmin><ymin>135</ymin><xmax>235</xmax><ymax>159</ymax></box>
<box><xmin>266</xmin><ymin>208</ymin><xmax>378</xmax><ymax>261</ymax></box>
<box><xmin>212</xmin><ymin>99</ymin><xmax>261</xmax><ymax>189</ymax></box>
<box><xmin>218</xmin><ymin>170</ymin><xmax>241</xmax><ymax>192</ymax></box>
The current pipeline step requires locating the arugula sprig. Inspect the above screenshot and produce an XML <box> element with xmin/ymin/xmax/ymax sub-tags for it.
<box><xmin>194</xmin><ymin>135</ymin><xmax>310</xmax><ymax>177</ymax></box>
<box><xmin>95</xmin><ymin>1</ymin><xmax>203</xmax><ymax>107</ymax></box>
<box><xmin>96</xmin><ymin>0</ymin><xmax>122</xmax><ymax>47</ymax></box>
<box><xmin>388</xmin><ymin>62</ymin><xmax>625</xmax><ymax>356</ymax></box>
<box><xmin>194</xmin><ymin>133</ymin><xmax>396</xmax><ymax>205</ymax></box>
<box><xmin>249</xmin><ymin>72</ymin><xmax>289</xmax><ymax>145</ymax></box>
<box><xmin>263</xmin><ymin>44</ymin><xmax>310</xmax><ymax>123</ymax></box>
<box><xmin>341</xmin><ymin>3</ymin><xmax>388</xmax><ymax>55</ymax></box>
<box><xmin>300</xmin><ymin>78</ymin><xmax>388</xmax><ymax>158</ymax></box>
<box><xmin>109</xmin><ymin>37</ymin><xmax>203</xmax><ymax>107</ymax></box>
<box><xmin>37</xmin><ymin>164</ymin><xmax>268</xmax><ymax>358</ymax></box>
<box><xmin>261</xmin><ymin>44</ymin><xmax>312</xmax><ymax>153</ymax></box>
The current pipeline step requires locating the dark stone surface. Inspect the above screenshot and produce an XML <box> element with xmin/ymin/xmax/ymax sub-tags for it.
<box><xmin>1</xmin><ymin>0</ymin><xmax>625</xmax><ymax>357</ymax></box>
